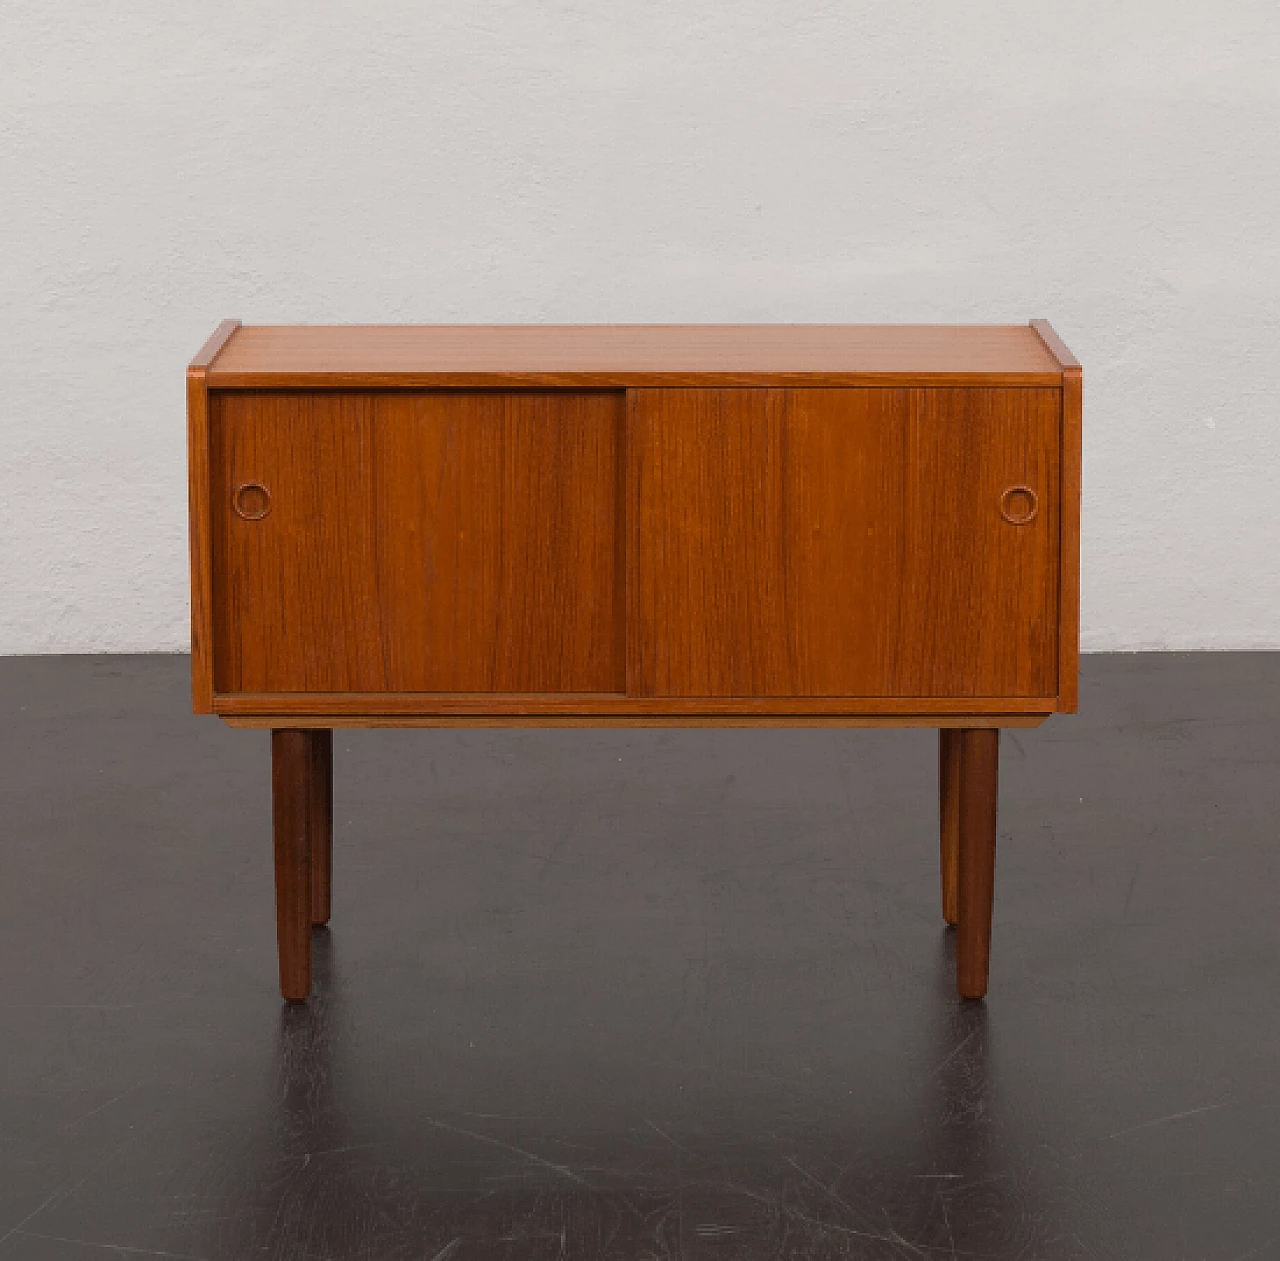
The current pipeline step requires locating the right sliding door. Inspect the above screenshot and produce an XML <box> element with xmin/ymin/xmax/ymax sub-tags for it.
<box><xmin>628</xmin><ymin>388</ymin><xmax>1060</xmax><ymax>698</ymax></box>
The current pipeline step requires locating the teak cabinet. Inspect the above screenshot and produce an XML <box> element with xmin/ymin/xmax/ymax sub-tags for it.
<box><xmin>188</xmin><ymin>322</ymin><xmax>1082</xmax><ymax>1002</ymax></box>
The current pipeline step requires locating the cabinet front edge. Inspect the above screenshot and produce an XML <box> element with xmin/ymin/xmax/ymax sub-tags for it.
<box><xmin>203</xmin><ymin>371</ymin><xmax>1066</xmax><ymax>390</ymax></box>
<box><xmin>221</xmin><ymin>714</ymin><xmax>1051</xmax><ymax>730</ymax></box>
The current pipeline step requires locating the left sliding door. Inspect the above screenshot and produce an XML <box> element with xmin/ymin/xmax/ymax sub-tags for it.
<box><xmin>211</xmin><ymin>390</ymin><xmax>624</xmax><ymax>695</ymax></box>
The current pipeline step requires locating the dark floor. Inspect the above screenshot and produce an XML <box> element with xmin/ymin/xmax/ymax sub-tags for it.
<box><xmin>1</xmin><ymin>655</ymin><xmax>1279</xmax><ymax>1260</ymax></box>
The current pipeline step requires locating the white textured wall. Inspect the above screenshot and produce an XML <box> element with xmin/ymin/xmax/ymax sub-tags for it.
<box><xmin>2</xmin><ymin>2</ymin><xmax>1278</xmax><ymax>654</ymax></box>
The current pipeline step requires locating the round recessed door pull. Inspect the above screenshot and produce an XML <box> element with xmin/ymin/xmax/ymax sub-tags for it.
<box><xmin>233</xmin><ymin>482</ymin><xmax>272</xmax><ymax>521</ymax></box>
<box><xmin>999</xmin><ymin>485</ymin><xmax>1039</xmax><ymax>525</ymax></box>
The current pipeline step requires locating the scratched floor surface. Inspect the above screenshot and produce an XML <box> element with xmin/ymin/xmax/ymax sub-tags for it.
<box><xmin>1</xmin><ymin>653</ymin><xmax>1278</xmax><ymax>1260</ymax></box>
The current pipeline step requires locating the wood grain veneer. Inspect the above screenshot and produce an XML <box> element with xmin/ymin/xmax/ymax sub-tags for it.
<box><xmin>1029</xmin><ymin>320</ymin><xmax>1082</xmax><ymax>711</ymax></box>
<box><xmin>211</xmin><ymin>390</ymin><xmax>622</xmax><ymax>695</ymax></box>
<box><xmin>629</xmin><ymin>387</ymin><xmax>1059</xmax><ymax>698</ymax></box>
<box><xmin>187</xmin><ymin>319</ymin><xmax>240</xmax><ymax>713</ymax></box>
<box><xmin>207</xmin><ymin>324</ymin><xmax>1062</xmax><ymax>388</ymax></box>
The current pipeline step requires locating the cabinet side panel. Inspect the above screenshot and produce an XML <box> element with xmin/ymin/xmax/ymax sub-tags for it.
<box><xmin>1058</xmin><ymin>369</ymin><xmax>1082</xmax><ymax>711</ymax></box>
<box><xmin>187</xmin><ymin>372</ymin><xmax>215</xmax><ymax>712</ymax></box>
<box><xmin>212</xmin><ymin>391</ymin><xmax>622</xmax><ymax>694</ymax></box>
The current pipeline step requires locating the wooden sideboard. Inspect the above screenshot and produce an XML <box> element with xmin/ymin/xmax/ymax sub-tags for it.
<box><xmin>188</xmin><ymin>322</ymin><xmax>1081</xmax><ymax>1002</ymax></box>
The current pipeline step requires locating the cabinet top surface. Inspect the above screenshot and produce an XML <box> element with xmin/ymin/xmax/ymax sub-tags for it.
<box><xmin>198</xmin><ymin>323</ymin><xmax>1075</xmax><ymax>387</ymax></box>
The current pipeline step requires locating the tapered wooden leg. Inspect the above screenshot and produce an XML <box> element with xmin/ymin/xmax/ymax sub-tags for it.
<box><xmin>272</xmin><ymin>730</ymin><xmax>314</xmax><ymax>1001</ymax></box>
<box><xmin>939</xmin><ymin>729</ymin><xmax>960</xmax><ymax>927</ymax></box>
<box><xmin>956</xmin><ymin>728</ymin><xmax>999</xmax><ymax>1000</ymax></box>
<box><xmin>309</xmin><ymin>730</ymin><xmax>333</xmax><ymax>927</ymax></box>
